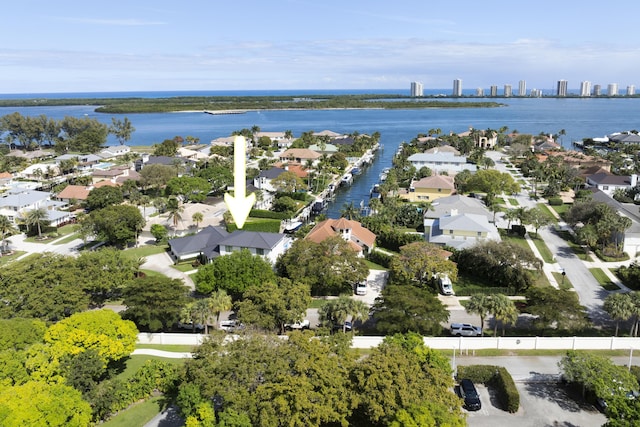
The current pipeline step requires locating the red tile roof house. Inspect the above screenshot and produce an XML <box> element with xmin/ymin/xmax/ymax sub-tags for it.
<box><xmin>305</xmin><ymin>218</ymin><xmax>376</xmax><ymax>256</ymax></box>
<box><xmin>56</xmin><ymin>185</ymin><xmax>91</xmax><ymax>203</ymax></box>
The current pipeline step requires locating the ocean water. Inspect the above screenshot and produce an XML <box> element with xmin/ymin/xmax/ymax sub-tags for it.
<box><xmin>0</xmin><ymin>91</ymin><xmax>638</xmax><ymax>217</ymax></box>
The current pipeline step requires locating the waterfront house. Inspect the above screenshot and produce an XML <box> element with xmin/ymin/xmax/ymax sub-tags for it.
<box><xmin>407</xmin><ymin>152</ymin><xmax>477</xmax><ymax>175</ymax></box>
<box><xmin>401</xmin><ymin>175</ymin><xmax>456</xmax><ymax>202</ymax></box>
<box><xmin>99</xmin><ymin>145</ymin><xmax>131</xmax><ymax>159</ymax></box>
<box><xmin>168</xmin><ymin>225</ymin><xmax>289</xmax><ymax>264</ymax></box>
<box><xmin>279</xmin><ymin>148</ymin><xmax>322</xmax><ymax>166</ymax></box>
<box><xmin>253</xmin><ymin>167</ymin><xmax>287</xmax><ymax>193</ymax></box>
<box><xmin>254</xmin><ymin>132</ymin><xmax>293</xmax><ymax>149</ymax></box>
<box><xmin>424</xmin><ymin>145</ymin><xmax>460</xmax><ymax>155</ymax></box>
<box><xmin>305</xmin><ymin>218</ymin><xmax>376</xmax><ymax>255</ymax></box>
<box><xmin>457</xmin><ymin>128</ymin><xmax>498</xmax><ymax>149</ymax></box>
<box><xmin>422</xmin><ymin>194</ymin><xmax>500</xmax><ymax>249</ymax></box>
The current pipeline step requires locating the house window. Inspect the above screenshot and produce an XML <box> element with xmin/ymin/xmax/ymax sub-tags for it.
<box><xmin>225</xmin><ymin>245</ymin><xmax>232</xmax><ymax>252</ymax></box>
<box><xmin>477</xmin><ymin>232</ymin><xmax>482</xmax><ymax>237</ymax></box>
<box><xmin>438</xmin><ymin>188</ymin><xmax>442</xmax><ymax>192</ymax></box>
<box><xmin>256</xmin><ymin>248</ymin><xmax>264</xmax><ymax>256</ymax></box>
<box><xmin>449</xmin><ymin>229</ymin><xmax>453</xmax><ymax>234</ymax></box>
<box><xmin>602</xmin><ymin>185</ymin><xmax>609</xmax><ymax>190</ymax></box>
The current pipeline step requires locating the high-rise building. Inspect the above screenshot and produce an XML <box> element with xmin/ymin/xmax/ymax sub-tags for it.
<box><xmin>490</xmin><ymin>85</ymin><xmax>498</xmax><ymax>97</ymax></box>
<box><xmin>530</xmin><ymin>89</ymin><xmax>542</xmax><ymax>97</ymax></box>
<box><xmin>608</xmin><ymin>83</ymin><xmax>618</xmax><ymax>96</ymax></box>
<box><xmin>504</xmin><ymin>84</ymin><xmax>512</xmax><ymax>97</ymax></box>
<box><xmin>453</xmin><ymin>79</ymin><xmax>463</xmax><ymax>97</ymax></box>
<box><xmin>627</xmin><ymin>85</ymin><xmax>635</xmax><ymax>96</ymax></box>
<box><xmin>580</xmin><ymin>81</ymin><xmax>591</xmax><ymax>97</ymax></box>
<box><xmin>593</xmin><ymin>84</ymin><xmax>602</xmax><ymax>96</ymax></box>
<box><xmin>410</xmin><ymin>81</ymin><xmax>423</xmax><ymax>97</ymax></box>
<box><xmin>475</xmin><ymin>88</ymin><xmax>484</xmax><ymax>97</ymax></box>
<box><xmin>518</xmin><ymin>80</ymin><xmax>526</xmax><ymax>96</ymax></box>
<box><xmin>557</xmin><ymin>80</ymin><xmax>568</xmax><ymax>97</ymax></box>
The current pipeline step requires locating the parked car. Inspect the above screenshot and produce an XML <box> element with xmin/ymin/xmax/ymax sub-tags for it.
<box><xmin>437</xmin><ymin>274</ymin><xmax>454</xmax><ymax>295</ymax></box>
<box><xmin>332</xmin><ymin>321</ymin><xmax>353</xmax><ymax>332</ymax></box>
<box><xmin>219</xmin><ymin>320</ymin><xmax>244</xmax><ymax>332</ymax></box>
<box><xmin>284</xmin><ymin>319</ymin><xmax>310</xmax><ymax>330</ymax></box>
<box><xmin>176</xmin><ymin>321</ymin><xmax>205</xmax><ymax>331</ymax></box>
<box><xmin>459</xmin><ymin>378</ymin><xmax>482</xmax><ymax>411</ymax></box>
<box><xmin>450</xmin><ymin>323</ymin><xmax>482</xmax><ymax>337</ymax></box>
<box><xmin>355</xmin><ymin>281</ymin><xmax>368</xmax><ymax>295</ymax></box>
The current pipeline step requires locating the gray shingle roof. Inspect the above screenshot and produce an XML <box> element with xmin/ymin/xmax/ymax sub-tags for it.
<box><xmin>168</xmin><ymin>225</ymin><xmax>229</xmax><ymax>257</ymax></box>
<box><xmin>220</xmin><ymin>230</ymin><xmax>284</xmax><ymax>249</ymax></box>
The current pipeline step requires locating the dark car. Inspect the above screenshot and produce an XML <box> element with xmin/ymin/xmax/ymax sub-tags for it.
<box><xmin>459</xmin><ymin>378</ymin><xmax>482</xmax><ymax>411</ymax></box>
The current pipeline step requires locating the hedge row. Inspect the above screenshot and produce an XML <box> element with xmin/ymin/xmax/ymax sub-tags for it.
<box><xmin>456</xmin><ymin>364</ymin><xmax>519</xmax><ymax>413</ymax></box>
<box><xmin>250</xmin><ymin>209</ymin><xmax>289</xmax><ymax>220</ymax></box>
<box><xmin>275</xmin><ymin>191</ymin><xmax>310</xmax><ymax>202</ymax></box>
<box><xmin>366</xmin><ymin>249</ymin><xmax>393</xmax><ymax>268</ymax></box>
<box><xmin>547</xmin><ymin>197</ymin><xmax>563</xmax><ymax>206</ymax></box>
<box><xmin>227</xmin><ymin>219</ymin><xmax>281</xmax><ymax>233</ymax></box>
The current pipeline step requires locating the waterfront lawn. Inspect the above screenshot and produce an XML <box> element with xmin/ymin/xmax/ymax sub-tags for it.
<box><xmin>589</xmin><ymin>268</ymin><xmax>620</xmax><ymax>291</ymax></box>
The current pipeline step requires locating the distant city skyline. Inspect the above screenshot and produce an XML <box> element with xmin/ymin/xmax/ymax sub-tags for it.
<box><xmin>4</xmin><ymin>1</ymin><xmax>640</xmax><ymax>94</ymax></box>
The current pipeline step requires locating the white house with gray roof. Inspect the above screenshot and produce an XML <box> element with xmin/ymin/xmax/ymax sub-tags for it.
<box><xmin>253</xmin><ymin>167</ymin><xmax>287</xmax><ymax>193</ymax></box>
<box><xmin>0</xmin><ymin>189</ymin><xmax>72</xmax><ymax>226</ymax></box>
<box><xmin>407</xmin><ymin>152</ymin><xmax>476</xmax><ymax>175</ymax></box>
<box><xmin>168</xmin><ymin>225</ymin><xmax>289</xmax><ymax>264</ymax></box>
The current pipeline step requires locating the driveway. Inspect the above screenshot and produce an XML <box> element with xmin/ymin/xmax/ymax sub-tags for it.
<box><xmin>142</xmin><ymin>252</ymin><xmax>195</xmax><ymax>289</ymax></box>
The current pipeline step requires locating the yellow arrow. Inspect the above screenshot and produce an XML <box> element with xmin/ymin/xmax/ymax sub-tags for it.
<box><xmin>224</xmin><ymin>135</ymin><xmax>256</xmax><ymax>229</ymax></box>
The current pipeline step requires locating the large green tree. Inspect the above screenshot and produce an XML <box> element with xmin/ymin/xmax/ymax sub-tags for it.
<box><xmin>525</xmin><ymin>287</ymin><xmax>588</xmax><ymax>334</ymax></box>
<box><xmin>121</xmin><ymin>276</ymin><xmax>190</xmax><ymax>331</ymax></box>
<box><xmin>85</xmin><ymin>186</ymin><xmax>124</xmax><ymax>211</ymax></box>
<box><xmin>371</xmin><ymin>284</ymin><xmax>449</xmax><ymax>335</ymax></box>
<box><xmin>236</xmin><ymin>278</ymin><xmax>310</xmax><ymax>334</ymax></box>
<box><xmin>388</xmin><ymin>241</ymin><xmax>457</xmax><ymax>287</ymax></box>
<box><xmin>90</xmin><ymin>204</ymin><xmax>145</xmax><ymax>246</ymax></box>
<box><xmin>194</xmin><ymin>249</ymin><xmax>277</xmax><ymax>298</ymax></box>
<box><xmin>165</xmin><ymin>176</ymin><xmax>211</xmax><ymax>203</ymax></box>
<box><xmin>276</xmin><ymin>236</ymin><xmax>369</xmax><ymax>295</ymax></box>
<box><xmin>109</xmin><ymin>117</ymin><xmax>135</xmax><ymax>145</ymax></box>
<box><xmin>0</xmin><ymin>381</ymin><xmax>92</xmax><ymax>427</ymax></box>
<box><xmin>23</xmin><ymin>207</ymin><xmax>50</xmax><ymax>238</ymax></box>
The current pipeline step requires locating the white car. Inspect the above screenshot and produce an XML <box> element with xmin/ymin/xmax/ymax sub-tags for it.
<box><xmin>284</xmin><ymin>319</ymin><xmax>310</xmax><ymax>330</ymax></box>
<box><xmin>355</xmin><ymin>281</ymin><xmax>368</xmax><ymax>295</ymax></box>
<box><xmin>219</xmin><ymin>320</ymin><xmax>243</xmax><ymax>332</ymax></box>
<box><xmin>438</xmin><ymin>275</ymin><xmax>454</xmax><ymax>296</ymax></box>
<box><xmin>450</xmin><ymin>323</ymin><xmax>482</xmax><ymax>337</ymax></box>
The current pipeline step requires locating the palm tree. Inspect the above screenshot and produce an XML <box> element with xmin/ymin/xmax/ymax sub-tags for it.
<box><xmin>24</xmin><ymin>207</ymin><xmax>49</xmax><ymax>238</ymax></box>
<box><xmin>503</xmin><ymin>209</ymin><xmax>520</xmax><ymax>230</ymax></box>
<box><xmin>208</xmin><ymin>289</ymin><xmax>232</xmax><ymax>329</ymax></box>
<box><xmin>192</xmin><ymin>212</ymin><xmax>204</xmax><ymax>231</ymax></box>
<box><xmin>192</xmin><ymin>299</ymin><xmax>213</xmax><ymax>334</ymax></box>
<box><xmin>340</xmin><ymin>201</ymin><xmax>360</xmax><ymax>221</ymax></box>
<box><xmin>465</xmin><ymin>294</ymin><xmax>492</xmax><ymax>336</ymax></box>
<box><xmin>0</xmin><ymin>215</ymin><xmax>18</xmax><ymax>253</ymax></box>
<box><xmin>604</xmin><ymin>293</ymin><xmax>634</xmax><ymax>337</ymax></box>
<box><xmin>166</xmin><ymin>197</ymin><xmax>184</xmax><ymax>235</ymax></box>
<box><xmin>139</xmin><ymin>195</ymin><xmax>151</xmax><ymax>218</ymax></box>
<box><xmin>490</xmin><ymin>294</ymin><xmax>518</xmax><ymax>336</ymax></box>
<box><xmin>347</xmin><ymin>298</ymin><xmax>370</xmax><ymax>334</ymax></box>
<box><xmin>319</xmin><ymin>296</ymin><xmax>351</xmax><ymax>332</ymax></box>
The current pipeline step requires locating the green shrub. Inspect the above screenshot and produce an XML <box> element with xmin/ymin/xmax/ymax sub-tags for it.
<box><xmin>249</xmin><ymin>209</ymin><xmax>289</xmax><ymax>220</ymax></box>
<box><xmin>366</xmin><ymin>249</ymin><xmax>393</xmax><ymax>268</ymax></box>
<box><xmin>227</xmin><ymin>219</ymin><xmax>281</xmax><ymax>233</ymax></box>
<box><xmin>493</xmin><ymin>367</ymin><xmax>519</xmax><ymax>413</ymax></box>
<box><xmin>456</xmin><ymin>364</ymin><xmax>519</xmax><ymax>413</ymax></box>
<box><xmin>547</xmin><ymin>197</ymin><xmax>563</xmax><ymax>206</ymax></box>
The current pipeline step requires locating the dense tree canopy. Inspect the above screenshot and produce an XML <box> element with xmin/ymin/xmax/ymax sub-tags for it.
<box><xmin>90</xmin><ymin>204</ymin><xmax>145</xmax><ymax>246</ymax></box>
<box><xmin>371</xmin><ymin>285</ymin><xmax>449</xmax><ymax>336</ymax></box>
<box><xmin>454</xmin><ymin>240</ymin><xmax>542</xmax><ymax>293</ymax></box>
<box><xmin>165</xmin><ymin>176</ymin><xmax>211</xmax><ymax>203</ymax></box>
<box><xmin>525</xmin><ymin>287</ymin><xmax>588</xmax><ymax>333</ymax></box>
<box><xmin>194</xmin><ymin>249</ymin><xmax>277</xmax><ymax>299</ymax></box>
<box><xmin>85</xmin><ymin>186</ymin><xmax>124</xmax><ymax>211</ymax></box>
<box><xmin>121</xmin><ymin>276</ymin><xmax>190</xmax><ymax>331</ymax></box>
<box><xmin>276</xmin><ymin>236</ymin><xmax>369</xmax><ymax>295</ymax></box>
<box><xmin>388</xmin><ymin>241</ymin><xmax>457</xmax><ymax>287</ymax></box>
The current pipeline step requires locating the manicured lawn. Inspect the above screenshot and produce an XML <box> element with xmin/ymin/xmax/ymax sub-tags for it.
<box><xmin>53</xmin><ymin>232</ymin><xmax>80</xmax><ymax>245</ymax></box>
<box><xmin>364</xmin><ymin>259</ymin><xmax>388</xmax><ymax>270</ymax></box>
<box><xmin>535</xmin><ymin>203</ymin><xmax>559</xmax><ymax>224</ymax></box>
<box><xmin>101</xmin><ymin>396</ymin><xmax>166</xmax><ymax>427</ymax></box>
<box><xmin>227</xmin><ymin>218</ymin><xmax>281</xmax><ymax>233</ymax></box>
<box><xmin>116</xmin><ymin>355</ymin><xmax>186</xmax><ymax>381</ymax></box>
<box><xmin>172</xmin><ymin>263</ymin><xmax>197</xmax><ymax>273</ymax></box>
<box><xmin>139</xmin><ymin>269</ymin><xmax>168</xmax><ymax>279</ymax></box>
<box><xmin>309</xmin><ymin>298</ymin><xmax>330</xmax><ymax>309</ymax></box>
<box><xmin>550</xmin><ymin>203</ymin><xmax>572</xmax><ymax>217</ymax></box>
<box><xmin>552</xmin><ymin>271</ymin><xmax>573</xmax><ymax>290</ymax></box>
<box><xmin>122</xmin><ymin>244</ymin><xmax>168</xmax><ymax>261</ymax></box>
<box><xmin>529</xmin><ymin>235</ymin><xmax>556</xmax><ymax>263</ymax></box>
<box><xmin>589</xmin><ymin>268</ymin><xmax>620</xmax><ymax>291</ymax></box>
<box><xmin>0</xmin><ymin>251</ymin><xmax>26</xmax><ymax>266</ymax></box>
<box><xmin>508</xmin><ymin>198</ymin><xmax>519</xmax><ymax>206</ymax></box>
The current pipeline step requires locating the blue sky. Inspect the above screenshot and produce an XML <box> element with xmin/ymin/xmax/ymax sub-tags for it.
<box><xmin>3</xmin><ymin>0</ymin><xmax>640</xmax><ymax>93</ymax></box>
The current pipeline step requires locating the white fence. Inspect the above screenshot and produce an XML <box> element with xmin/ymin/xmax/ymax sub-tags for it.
<box><xmin>137</xmin><ymin>333</ymin><xmax>640</xmax><ymax>351</ymax></box>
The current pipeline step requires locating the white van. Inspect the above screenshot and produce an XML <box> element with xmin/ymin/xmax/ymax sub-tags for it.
<box><xmin>438</xmin><ymin>275</ymin><xmax>454</xmax><ymax>295</ymax></box>
<box><xmin>355</xmin><ymin>281</ymin><xmax>367</xmax><ymax>295</ymax></box>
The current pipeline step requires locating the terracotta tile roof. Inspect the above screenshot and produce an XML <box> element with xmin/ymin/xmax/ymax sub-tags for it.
<box><xmin>57</xmin><ymin>185</ymin><xmax>90</xmax><ymax>200</ymax></box>
<box><xmin>412</xmin><ymin>175</ymin><xmax>455</xmax><ymax>190</ymax></box>
<box><xmin>280</xmin><ymin>148</ymin><xmax>322</xmax><ymax>160</ymax></box>
<box><xmin>305</xmin><ymin>218</ymin><xmax>376</xmax><ymax>250</ymax></box>
<box><xmin>286</xmin><ymin>164</ymin><xmax>308</xmax><ymax>178</ymax></box>
<box><xmin>0</xmin><ymin>172</ymin><xmax>12</xmax><ymax>179</ymax></box>
<box><xmin>93</xmin><ymin>180</ymin><xmax>120</xmax><ymax>188</ymax></box>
